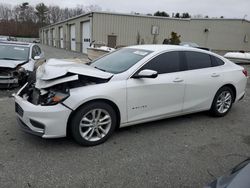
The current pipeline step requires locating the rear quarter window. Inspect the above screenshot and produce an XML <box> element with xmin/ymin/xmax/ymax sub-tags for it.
<box><xmin>214</xmin><ymin>57</ymin><xmax>225</xmax><ymax>66</ymax></box>
<box><xmin>210</xmin><ymin>55</ymin><xmax>225</xmax><ymax>66</ymax></box>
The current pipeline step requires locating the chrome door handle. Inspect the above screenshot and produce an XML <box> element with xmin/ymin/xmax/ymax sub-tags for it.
<box><xmin>173</xmin><ymin>78</ymin><xmax>184</xmax><ymax>82</ymax></box>
<box><xmin>211</xmin><ymin>73</ymin><xmax>220</xmax><ymax>77</ymax></box>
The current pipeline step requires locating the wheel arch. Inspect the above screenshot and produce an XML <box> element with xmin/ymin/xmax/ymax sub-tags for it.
<box><xmin>211</xmin><ymin>84</ymin><xmax>237</xmax><ymax>109</ymax></box>
<box><xmin>220</xmin><ymin>84</ymin><xmax>237</xmax><ymax>102</ymax></box>
<box><xmin>66</xmin><ymin>98</ymin><xmax>121</xmax><ymax>136</ymax></box>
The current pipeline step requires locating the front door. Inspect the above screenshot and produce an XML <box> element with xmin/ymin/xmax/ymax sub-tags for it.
<box><xmin>127</xmin><ymin>51</ymin><xmax>185</xmax><ymax>122</ymax></box>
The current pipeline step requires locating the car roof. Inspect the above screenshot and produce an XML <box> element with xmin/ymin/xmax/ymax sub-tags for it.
<box><xmin>126</xmin><ymin>44</ymin><xmax>210</xmax><ymax>53</ymax></box>
<box><xmin>0</xmin><ymin>41</ymin><xmax>33</xmax><ymax>47</ymax></box>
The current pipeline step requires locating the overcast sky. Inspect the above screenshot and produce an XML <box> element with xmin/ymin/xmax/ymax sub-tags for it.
<box><xmin>1</xmin><ymin>0</ymin><xmax>249</xmax><ymax>19</ymax></box>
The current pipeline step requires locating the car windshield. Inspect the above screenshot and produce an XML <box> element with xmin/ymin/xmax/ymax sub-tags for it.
<box><xmin>0</xmin><ymin>44</ymin><xmax>29</xmax><ymax>61</ymax></box>
<box><xmin>90</xmin><ymin>48</ymin><xmax>152</xmax><ymax>74</ymax></box>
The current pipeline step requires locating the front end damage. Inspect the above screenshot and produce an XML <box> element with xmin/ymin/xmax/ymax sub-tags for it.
<box><xmin>19</xmin><ymin>74</ymin><xmax>109</xmax><ymax>106</ymax></box>
<box><xmin>0</xmin><ymin>67</ymin><xmax>28</xmax><ymax>88</ymax></box>
<box><xmin>15</xmin><ymin>59</ymin><xmax>113</xmax><ymax>138</ymax></box>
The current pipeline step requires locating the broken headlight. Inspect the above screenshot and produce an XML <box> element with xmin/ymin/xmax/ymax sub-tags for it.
<box><xmin>41</xmin><ymin>90</ymin><xmax>69</xmax><ymax>106</ymax></box>
<box><xmin>12</xmin><ymin>67</ymin><xmax>27</xmax><ymax>77</ymax></box>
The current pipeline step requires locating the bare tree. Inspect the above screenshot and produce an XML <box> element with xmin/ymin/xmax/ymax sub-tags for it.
<box><xmin>0</xmin><ymin>2</ymin><xmax>102</xmax><ymax>37</ymax></box>
<box><xmin>0</xmin><ymin>3</ymin><xmax>12</xmax><ymax>21</ymax></box>
<box><xmin>35</xmin><ymin>3</ymin><xmax>49</xmax><ymax>26</ymax></box>
<box><xmin>48</xmin><ymin>6</ymin><xmax>61</xmax><ymax>23</ymax></box>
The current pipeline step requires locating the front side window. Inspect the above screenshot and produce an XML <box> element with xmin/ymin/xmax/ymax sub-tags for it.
<box><xmin>35</xmin><ymin>46</ymin><xmax>41</xmax><ymax>55</ymax></box>
<box><xmin>0</xmin><ymin>44</ymin><xmax>29</xmax><ymax>61</ymax></box>
<box><xmin>32</xmin><ymin>47</ymin><xmax>36</xmax><ymax>58</ymax></box>
<box><xmin>90</xmin><ymin>48</ymin><xmax>152</xmax><ymax>74</ymax></box>
<box><xmin>139</xmin><ymin>51</ymin><xmax>181</xmax><ymax>74</ymax></box>
<box><xmin>185</xmin><ymin>51</ymin><xmax>212</xmax><ymax>70</ymax></box>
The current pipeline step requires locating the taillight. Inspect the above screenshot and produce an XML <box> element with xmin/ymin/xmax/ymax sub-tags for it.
<box><xmin>242</xmin><ymin>69</ymin><xmax>248</xmax><ymax>77</ymax></box>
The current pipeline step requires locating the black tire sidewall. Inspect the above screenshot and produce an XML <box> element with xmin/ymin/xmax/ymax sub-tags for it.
<box><xmin>210</xmin><ymin>86</ymin><xmax>234</xmax><ymax>117</ymax></box>
<box><xmin>70</xmin><ymin>102</ymin><xmax>117</xmax><ymax>146</ymax></box>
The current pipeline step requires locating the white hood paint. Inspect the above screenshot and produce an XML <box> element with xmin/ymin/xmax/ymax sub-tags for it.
<box><xmin>36</xmin><ymin>59</ymin><xmax>113</xmax><ymax>80</ymax></box>
<box><xmin>0</xmin><ymin>59</ymin><xmax>26</xmax><ymax>68</ymax></box>
<box><xmin>36</xmin><ymin>75</ymin><xmax>79</xmax><ymax>89</ymax></box>
<box><xmin>35</xmin><ymin>59</ymin><xmax>113</xmax><ymax>89</ymax></box>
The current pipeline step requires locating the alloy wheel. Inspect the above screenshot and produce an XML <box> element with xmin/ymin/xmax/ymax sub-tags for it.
<box><xmin>79</xmin><ymin>109</ymin><xmax>112</xmax><ymax>142</ymax></box>
<box><xmin>216</xmin><ymin>91</ymin><xmax>232</xmax><ymax>114</ymax></box>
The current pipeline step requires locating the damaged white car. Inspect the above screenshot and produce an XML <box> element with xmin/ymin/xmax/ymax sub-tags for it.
<box><xmin>0</xmin><ymin>41</ymin><xmax>44</xmax><ymax>88</ymax></box>
<box><xmin>14</xmin><ymin>45</ymin><xmax>247</xmax><ymax>146</ymax></box>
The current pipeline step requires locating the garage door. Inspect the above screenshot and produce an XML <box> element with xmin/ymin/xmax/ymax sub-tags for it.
<box><xmin>46</xmin><ymin>31</ymin><xmax>48</xmax><ymax>45</ymax></box>
<box><xmin>70</xmin><ymin>25</ymin><xmax>76</xmax><ymax>51</ymax></box>
<box><xmin>59</xmin><ymin>27</ymin><xmax>64</xmax><ymax>48</ymax></box>
<box><xmin>48</xmin><ymin>30</ymin><xmax>52</xmax><ymax>46</ymax></box>
<box><xmin>82</xmin><ymin>21</ymin><xmax>91</xmax><ymax>54</ymax></box>
<box><xmin>52</xmin><ymin>29</ymin><xmax>56</xmax><ymax>47</ymax></box>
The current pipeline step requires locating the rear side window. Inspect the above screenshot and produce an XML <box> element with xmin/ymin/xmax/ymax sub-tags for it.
<box><xmin>185</xmin><ymin>51</ymin><xmax>212</xmax><ymax>70</ymax></box>
<box><xmin>141</xmin><ymin>51</ymin><xmax>181</xmax><ymax>74</ymax></box>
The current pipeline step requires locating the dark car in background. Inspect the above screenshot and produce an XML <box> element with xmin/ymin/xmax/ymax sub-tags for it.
<box><xmin>205</xmin><ymin>158</ymin><xmax>250</xmax><ymax>188</ymax></box>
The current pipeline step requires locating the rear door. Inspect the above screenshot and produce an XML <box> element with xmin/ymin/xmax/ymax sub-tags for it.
<box><xmin>127</xmin><ymin>51</ymin><xmax>186</xmax><ymax>122</ymax></box>
<box><xmin>181</xmin><ymin>51</ymin><xmax>223</xmax><ymax>113</ymax></box>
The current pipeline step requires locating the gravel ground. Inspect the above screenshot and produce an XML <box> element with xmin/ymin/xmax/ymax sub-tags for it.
<box><xmin>0</xmin><ymin>46</ymin><xmax>250</xmax><ymax>188</ymax></box>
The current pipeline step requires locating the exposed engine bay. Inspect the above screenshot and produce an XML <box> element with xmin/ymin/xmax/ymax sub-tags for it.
<box><xmin>18</xmin><ymin>59</ymin><xmax>113</xmax><ymax>106</ymax></box>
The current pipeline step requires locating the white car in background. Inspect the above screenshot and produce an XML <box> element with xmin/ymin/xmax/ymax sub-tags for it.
<box><xmin>14</xmin><ymin>45</ymin><xmax>248</xmax><ymax>146</ymax></box>
<box><xmin>0</xmin><ymin>41</ymin><xmax>45</xmax><ymax>88</ymax></box>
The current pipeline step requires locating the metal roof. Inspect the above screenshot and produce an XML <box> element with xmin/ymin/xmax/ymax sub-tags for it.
<box><xmin>127</xmin><ymin>44</ymin><xmax>207</xmax><ymax>53</ymax></box>
<box><xmin>40</xmin><ymin>11</ymin><xmax>250</xmax><ymax>30</ymax></box>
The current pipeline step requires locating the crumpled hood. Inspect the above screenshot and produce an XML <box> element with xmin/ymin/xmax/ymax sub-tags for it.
<box><xmin>35</xmin><ymin>58</ymin><xmax>113</xmax><ymax>89</ymax></box>
<box><xmin>0</xmin><ymin>59</ymin><xmax>26</xmax><ymax>68</ymax></box>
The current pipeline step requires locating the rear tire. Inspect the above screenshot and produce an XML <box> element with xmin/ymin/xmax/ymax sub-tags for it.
<box><xmin>210</xmin><ymin>86</ymin><xmax>234</xmax><ymax>117</ymax></box>
<box><xmin>70</xmin><ymin>102</ymin><xmax>117</xmax><ymax>146</ymax></box>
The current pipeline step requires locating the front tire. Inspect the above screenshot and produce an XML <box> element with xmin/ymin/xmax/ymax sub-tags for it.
<box><xmin>70</xmin><ymin>102</ymin><xmax>117</xmax><ymax>146</ymax></box>
<box><xmin>210</xmin><ymin>86</ymin><xmax>234</xmax><ymax>117</ymax></box>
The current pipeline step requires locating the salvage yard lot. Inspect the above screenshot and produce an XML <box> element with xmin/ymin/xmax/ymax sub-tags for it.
<box><xmin>0</xmin><ymin>45</ymin><xmax>250</xmax><ymax>188</ymax></box>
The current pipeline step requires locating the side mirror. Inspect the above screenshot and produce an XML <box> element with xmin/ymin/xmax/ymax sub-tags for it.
<box><xmin>34</xmin><ymin>56</ymin><xmax>41</xmax><ymax>60</ymax></box>
<box><xmin>133</xmin><ymin>69</ymin><xmax>158</xmax><ymax>79</ymax></box>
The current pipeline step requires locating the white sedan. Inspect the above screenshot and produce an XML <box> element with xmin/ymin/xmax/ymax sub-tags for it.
<box><xmin>14</xmin><ymin>45</ymin><xmax>248</xmax><ymax>146</ymax></box>
<box><xmin>0</xmin><ymin>41</ymin><xmax>45</xmax><ymax>88</ymax></box>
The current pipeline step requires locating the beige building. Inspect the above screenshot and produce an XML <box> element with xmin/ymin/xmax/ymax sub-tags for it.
<box><xmin>40</xmin><ymin>11</ymin><xmax>250</xmax><ymax>54</ymax></box>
